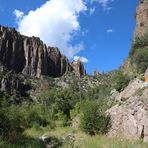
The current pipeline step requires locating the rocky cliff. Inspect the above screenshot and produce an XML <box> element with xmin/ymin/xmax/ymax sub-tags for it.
<box><xmin>71</xmin><ymin>60</ymin><xmax>86</xmax><ymax>77</ymax></box>
<box><xmin>0</xmin><ymin>25</ymin><xmax>86</xmax><ymax>78</ymax></box>
<box><xmin>107</xmin><ymin>0</ymin><xmax>148</xmax><ymax>142</ymax></box>
<box><xmin>121</xmin><ymin>0</ymin><xmax>148</xmax><ymax>75</ymax></box>
<box><xmin>107</xmin><ymin>78</ymin><xmax>148</xmax><ymax>142</ymax></box>
<box><xmin>134</xmin><ymin>0</ymin><xmax>148</xmax><ymax>39</ymax></box>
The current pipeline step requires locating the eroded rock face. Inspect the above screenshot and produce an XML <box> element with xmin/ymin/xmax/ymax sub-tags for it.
<box><xmin>93</xmin><ymin>70</ymin><xmax>100</xmax><ymax>77</ymax></box>
<box><xmin>71</xmin><ymin>60</ymin><xmax>86</xmax><ymax>77</ymax></box>
<box><xmin>0</xmin><ymin>71</ymin><xmax>31</xmax><ymax>98</ymax></box>
<box><xmin>0</xmin><ymin>25</ymin><xmax>86</xmax><ymax>77</ymax></box>
<box><xmin>144</xmin><ymin>68</ymin><xmax>148</xmax><ymax>82</ymax></box>
<box><xmin>134</xmin><ymin>0</ymin><xmax>148</xmax><ymax>39</ymax></box>
<box><xmin>107</xmin><ymin>79</ymin><xmax>148</xmax><ymax>142</ymax></box>
<box><xmin>114</xmin><ymin>79</ymin><xmax>144</xmax><ymax>101</ymax></box>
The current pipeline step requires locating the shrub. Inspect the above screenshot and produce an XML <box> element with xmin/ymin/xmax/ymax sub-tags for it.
<box><xmin>56</xmin><ymin>111</ymin><xmax>68</xmax><ymax>127</ymax></box>
<box><xmin>0</xmin><ymin>109</ymin><xmax>11</xmax><ymax>137</ymax></box>
<box><xmin>0</xmin><ymin>103</ymin><xmax>50</xmax><ymax>138</ymax></box>
<box><xmin>132</xmin><ymin>33</ymin><xmax>148</xmax><ymax>49</ymax></box>
<box><xmin>129</xmin><ymin>33</ymin><xmax>148</xmax><ymax>74</ymax></box>
<box><xmin>112</xmin><ymin>71</ymin><xmax>130</xmax><ymax>92</ymax></box>
<box><xmin>70</xmin><ymin>103</ymin><xmax>80</xmax><ymax>119</ymax></box>
<box><xmin>0</xmin><ymin>106</ymin><xmax>24</xmax><ymax>137</ymax></box>
<box><xmin>21</xmin><ymin>104</ymin><xmax>50</xmax><ymax>128</ymax></box>
<box><xmin>130</xmin><ymin>47</ymin><xmax>148</xmax><ymax>73</ymax></box>
<box><xmin>80</xmin><ymin>101</ymin><xmax>110</xmax><ymax>135</ymax></box>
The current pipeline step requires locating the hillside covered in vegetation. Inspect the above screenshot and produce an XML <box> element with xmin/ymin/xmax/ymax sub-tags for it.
<box><xmin>0</xmin><ymin>0</ymin><xmax>148</xmax><ymax>148</ymax></box>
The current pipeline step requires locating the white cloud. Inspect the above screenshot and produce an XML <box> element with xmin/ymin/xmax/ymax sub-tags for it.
<box><xmin>106</xmin><ymin>29</ymin><xmax>114</xmax><ymax>33</ymax></box>
<box><xmin>13</xmin><ymin>10</ymin><xmax>24</xmax><ymax>20</ymax></box>
<box><xmin>89</xmin><ymin>7</ymin><xmax>96</xmax><ymax>15</ymax></box>
<box><xmin>90</xmin><ymin>0</ymin><xmax>114</xmax><ymax>10</ymax></box>
<box><xmin>81</xmin><ymin>29</ymin><xmax>88</xmax><ymax>36</ymax></box>
<box><xmin>106</xmin><ymin>7</ymin><xmax>113</xmax><ymax>11</ymax></box>
<box><xmin>73</xmin><ymin>56</ymin><xmax>88</xmax><ymax>63</ymax></box>
<box><xmin>14</xmin><ymin>0</ymin><xmax>87</xmax><ymax>59</ymax></box>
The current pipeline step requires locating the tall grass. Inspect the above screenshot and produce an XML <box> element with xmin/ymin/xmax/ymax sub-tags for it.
<box><xmin>0</xmin><ymin>136</ymin><xmax>44</xmax><ymax>148</ymax></box>
<box><xmin>42</xmin><ymin>127</ymin><xmax>148</xmax><ymax>148</ymax></box>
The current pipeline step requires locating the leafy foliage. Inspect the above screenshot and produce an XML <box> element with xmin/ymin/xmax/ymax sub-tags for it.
<box><xmin>130</xmin><ymin>47</ymin><xmax>148</xmax><ymax>73</ymax></box>
<box><xmin>132</xmin><ymin>33</ymin><xmax>148</xmax><ymax>49</ymax></box>
<box><xmin>129</xmin><ymin>33</ymin><xmax>148</xmax><ymax>74</ymax></box>
<box><xmin>112</xmin><ymin>71</ymin><xmax>130</xmax><ymax>92</ymax></box>
<box><xmin>80</xmin><ymin>101</ymin><xmax>110</xmax><ymax>135</ymax></box>
<box><xmin>0</xmin><ymin>74</ymin><xmax>113</xmax><ymax>146</ymax></box>
<box><xmin>0</xmin><ymin>101</ymin><xmax>52</xmax><ymax>138</ymax></box>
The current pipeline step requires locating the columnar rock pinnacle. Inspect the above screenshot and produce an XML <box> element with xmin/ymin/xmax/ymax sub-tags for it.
<box><xmin>0</xmin><ymin>25</ymin><xmax>86</xmax><ymax>77</ymax></box>
<box><xmin>134</xmin><ymin>0</ymin><xmax>148</xmax><ymax>39</ymax></box>
<box><xmin>71</xmin><ymin>60</ymin><xmax>86</xmax><ymax>77</ymax></box>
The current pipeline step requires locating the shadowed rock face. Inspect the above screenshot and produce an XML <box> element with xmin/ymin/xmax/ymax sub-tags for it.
<box><xmin>0</xmin><ymin>25</ymin><xmax>85</xmax><ymax>77</ymax></box>
<box><xmin>0</xmin><ymin>72</ymin><xmax>31</xmax><ymax>98</ymax></box>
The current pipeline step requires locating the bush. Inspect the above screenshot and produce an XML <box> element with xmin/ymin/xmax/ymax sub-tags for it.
<box><xmin>70</xmin><ymin>102</ymin><xmax>80</xmax><ymax>119</ymax></box>
<box><xmin>0</xmin><ymin>103</ymin><xmax>51</xmax><ymax>138</ymax></box>
<box><xmin>56</xmin><ymin>111</ymin><xmax>68</xmax><ymax>127</ymax></box>
<box><xmin>0</xmin><ymin>109</ymin><xmax>11</xmax><ymax>137</ymax></box>
<box><xmin>132</xmin><ymin>33</ymin><xmax>148</xmax><ymax>49</ymax></box>
<box><xmin>130</xmin><ymin>47</ymin><xmax>148</xmax><ymax>73</ymax></box>
<box><xmin>129</xmin><ymin>33</ymin><xmax>148</xmax><ymax>74</ymax></box>
<box><xmin>0</xmin><ymin>106</ymin><xmax>24</xmax><ymax>137</ymax></box>
<box><xmin>80</xmin><ymin>101</ymin><xmax>110</xmax><ymax>135</ymax></box>
<box><xmin>112</xmin><ymin>71</ymin><xmax>130</xmax><ymax>92</ymax></box>
<box><xmin>24</xmin><ymin>110</ymin><xmax>47</xmax><ymax>128</ymax></box>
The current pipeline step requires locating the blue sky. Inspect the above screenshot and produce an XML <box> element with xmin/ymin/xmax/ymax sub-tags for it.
<box><xmin>0</xmin><ymin>0</ymin><xmax>139</xmax><ymax>74</ymax></box>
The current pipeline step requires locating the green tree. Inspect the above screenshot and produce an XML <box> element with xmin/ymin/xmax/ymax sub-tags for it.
<box><xmin>80</xmin><ymin>101</ymin><xmax>110</xmax><ymax>135</ymax></box>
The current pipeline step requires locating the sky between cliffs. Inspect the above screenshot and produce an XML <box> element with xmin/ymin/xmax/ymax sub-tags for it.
<box><xmin>0</xmin><ymin>0</ymin><xmax>139</xmax><ymax>74</ymax></box>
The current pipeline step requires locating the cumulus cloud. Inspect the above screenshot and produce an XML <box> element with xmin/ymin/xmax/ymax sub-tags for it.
<box><xmin>13</xmin><ymin>10</ymin><xmax>24</xmax><ymax>20</ymax></box>
<box><xmin>14</xmin><ymin>0</ymin><xmax>87</xmax><ymax>59</ymax></box>
<box><xmin>106</xmin><ymin>29</ymin><xmax>114</xmax><ymax>33</ymax></box>
<box><xmin>73</xmin><ymin>56</ymin><xmax>88</xmax><ymax>63</ymax></box>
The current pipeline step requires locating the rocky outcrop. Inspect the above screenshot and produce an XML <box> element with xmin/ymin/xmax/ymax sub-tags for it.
<box><xmin>114</xmin><ymin>79</ymin><xmax>144</xmax><ymax>101</ymax></box>
<box><xmin>93</xmin><ymin>70</ymin><xmax>100</xmax><ymax>77</ymax></box>
<box><xmin>71</xmin><ymin>60</ymin><xmax>86</xmax><ymax>77</ymax></box>
<box><xmin>134</xmin><ymin>0</ymin><xmax>148</xmax><ymax>39</ymax></box>
<box><xmin>144</xmin><ymin>68</ymin><xmax>148</xmax><ymax>82</ymax></box>
<box><xmin>107</xmin><ymin>1</ymin><xmax>148</xmax><ymax>141</ymax></box>
<box><xmin>0</xmin><ymin>71</ymin><xmax>31</xmax><ymax>99</ymax></box>
<box><xmin>0</xmin><ymin>25</ymin><xmax>85</xmax><ymax>78</ymax></box>
<box><xmin>107</xmin><ymin>78</ymin><xmax>148</xmax><ymax>142</ymax></box>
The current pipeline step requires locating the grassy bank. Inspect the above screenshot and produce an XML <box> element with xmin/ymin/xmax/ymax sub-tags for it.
<box><xmin>23</xmin><ymin>127</ymin><xmax>148</xmax><ymax>148</ymax></box>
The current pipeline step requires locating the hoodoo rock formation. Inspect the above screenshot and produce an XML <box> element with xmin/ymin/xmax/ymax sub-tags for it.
<box><xmin>0</xmin><ymin>26</ymin><xmax>86</xmax><ymax>77</ymax></box>
<box><xmin>71</xmin><ymin>60</ymin><xmax>86</xmax><ymax>77</ymax></box>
